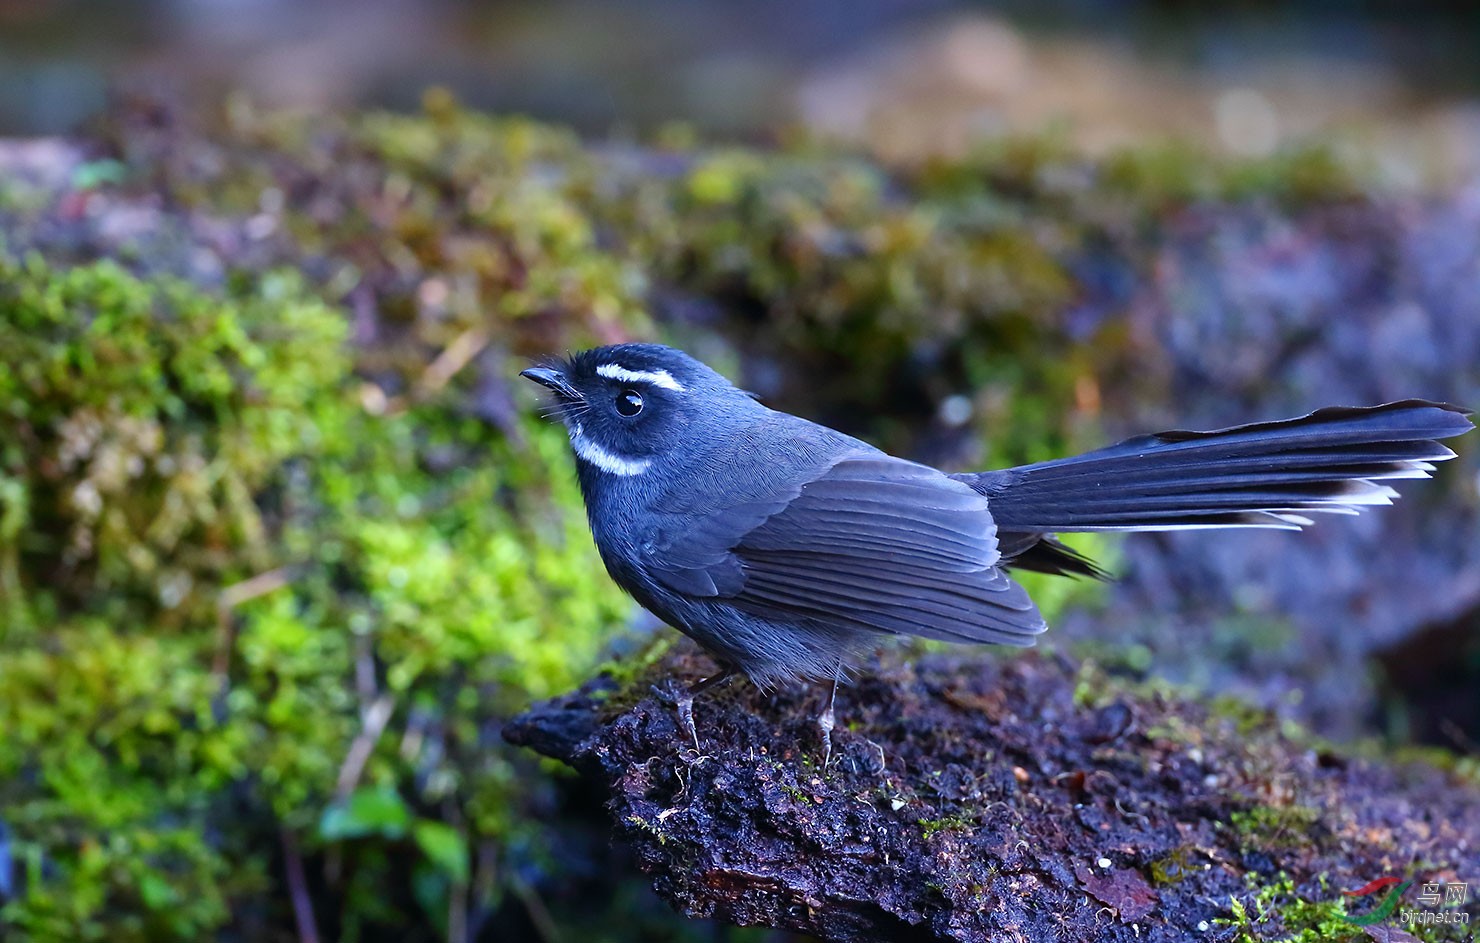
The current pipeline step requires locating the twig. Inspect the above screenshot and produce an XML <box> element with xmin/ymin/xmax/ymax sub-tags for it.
<box><xmin>335</xmin><ymin>694</ymin><xmax>396</xmax><ymax>799</ymax></box>
<box><xmin>363</xmin><ymin>326</ymin><xmax>493</xmax><ymax>417</ymax></box>
<box><xmin>1439</xmin><ymin>717</ymin><xmax>1478</xmax><ymax>754</ymax></box>
<box><xmin>213</xmin><ymin>567</ymin><xmax>294</xmax><ymax>677</ymax></box>
<box><xmin>280</xmin><ymin>827</ymin><xmax>321</xmax><ymax>943</ymax></box>
<box><xmin>354</xmin><ymin>634</ymin><xmax>378</xmax><ymax>705</ymax></box>
<box><xmin>447</xmin><ymin>868</ymin><xmax>469</xmax><ymax>943</ymax></box>
<box><xmin>465</xmin><ymin>840</ymin><xmax>499</xmax><ymax>940</ymax></box>
<box><xmin>510</xmin><ymin>871</ymin><xmax>562</xmax><ymax>943</ymax></box>
<box><xmin>414</xmin><ymin>326</ymin><xmax>492</xmax><ymax>401</ymax></box>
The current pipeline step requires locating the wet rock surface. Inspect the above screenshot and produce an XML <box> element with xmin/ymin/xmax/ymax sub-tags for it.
<box><xmin>507</xmin><ymin>646</ymin><xmax>1480</xmax><ymax>942</ymax></box>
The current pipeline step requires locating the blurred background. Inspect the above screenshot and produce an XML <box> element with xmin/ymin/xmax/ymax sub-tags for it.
<box><xmin>4</xmin><ymin>0</ymin><xmax>1480</xmax><ymax>183</ymax></box>
<box><xmin>1</xmin><ymin>2</ymin><xmax>1478</xmax><ymax>941</ymax></box>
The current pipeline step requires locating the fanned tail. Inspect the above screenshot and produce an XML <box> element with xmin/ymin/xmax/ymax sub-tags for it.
<box><xmin>961</xmin><ymin>400</ymin><xmax>1473</xmax><ymax>534</ymax></box>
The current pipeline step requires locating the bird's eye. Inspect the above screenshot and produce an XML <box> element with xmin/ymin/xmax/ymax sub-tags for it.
<box><xmin>615</xmin><ymin>389</ymin><xmax>644</xmax><ymax>417</ymax></box>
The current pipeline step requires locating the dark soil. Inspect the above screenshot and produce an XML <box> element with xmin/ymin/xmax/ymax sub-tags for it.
<box><xmin>507</xmin><ymin>645</ymin><xmax>1480</xmax><ymax>942</ymax></box>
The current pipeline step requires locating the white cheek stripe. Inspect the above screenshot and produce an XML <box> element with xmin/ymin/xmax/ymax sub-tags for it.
<box><xmin>595</xmin><ymin>363</ymin><xmax>685</xmax><ymax>392</ymax></box>
<box><xmin>569</xmin><ymin>423</ymin><xmax>651</xmax><ymax>476</ymax></box>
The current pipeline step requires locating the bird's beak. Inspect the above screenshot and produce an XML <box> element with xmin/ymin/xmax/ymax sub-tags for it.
<box><xmin>520</xmin><ymin>365</ymin><xmax>581</xmax><ymax>401</ymax></box>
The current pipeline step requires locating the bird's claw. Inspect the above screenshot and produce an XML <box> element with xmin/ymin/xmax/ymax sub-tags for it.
<box><xmin>817</xmin><ymin>676</ymin><xmax>840</xmax><ymax>769</ymax></box>
<box><xmin>818</xmin><ymin>704</ymin><xmax>836</xmax><ymax>769</ymax></box>
<box><xmin>650</xmin><ymin>680</ymin><xmax>701</xmax><ymax>751</ymax></box>
<box><xmin>675</xmin><ymin>691</ymin><xmax>700</xmax><ymax>752</ymax></box>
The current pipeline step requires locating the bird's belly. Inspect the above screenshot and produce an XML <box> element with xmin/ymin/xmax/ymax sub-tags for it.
<box><xmin>626</xmin><ymin>582</ymin><xmax>871</xmax><ymax>688</ymax></box>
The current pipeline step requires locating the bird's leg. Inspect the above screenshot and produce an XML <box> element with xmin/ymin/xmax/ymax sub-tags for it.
<box><xmin>659</xmin><ymin>669</ymin><xmax>734</xmax><ymax>752</ymax></box>
<box><xmin>818</xmin><ymin>675</ymin><xmax>840</xmax><ymax>768</ymax></box>
<box><xmin>675</xmin><ymin>689</ymin><xmax>699</xmax><ymax>752</ymax></box>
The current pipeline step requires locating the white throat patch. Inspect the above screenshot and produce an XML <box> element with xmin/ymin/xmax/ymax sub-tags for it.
<box><xmin>569</xmin><ymin>423</ymin><xmax>651</xmax><ymax>476</ymax></box>
<box><xmin>595</xmin><ymin>362</ymin><xmax>685</xmax><ymax>392</ymax></box>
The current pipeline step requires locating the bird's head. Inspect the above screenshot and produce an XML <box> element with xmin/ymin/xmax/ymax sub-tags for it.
<box><xmin>521</xmin><ymin>343</ymin><xmax>759</xmax><ymax>477</ymax></box>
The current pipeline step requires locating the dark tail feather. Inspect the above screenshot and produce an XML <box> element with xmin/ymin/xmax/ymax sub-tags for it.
<box><xmin>997</xmin><ymin>533</ymin><xmax>1112</xmax><ymax>580</ymax></box>
<box><xmin>962</xmin><ymin>400</ymin><xmax>1473</xmax><ymax>533</ymax></box>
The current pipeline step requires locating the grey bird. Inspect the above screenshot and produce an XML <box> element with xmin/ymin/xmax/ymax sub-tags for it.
<box><xmin>522</xmin><ymin>343</ymin><xmax>1473</xmax><ymax>759</ymax></box>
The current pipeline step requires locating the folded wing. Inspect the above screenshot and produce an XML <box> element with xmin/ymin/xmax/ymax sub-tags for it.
<box><xmin>646</xmin><ymin>455</ymin><xmax>1046</xmax><ymax>646</ymax></box>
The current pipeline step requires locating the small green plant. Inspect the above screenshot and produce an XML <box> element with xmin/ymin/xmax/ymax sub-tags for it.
<box><xmin>1149</xmin><ymin>847</ymin><xmax>1198</xmax><ymax>886</ymax></box>
<box><xmin>1218</xmin><ymin>873</ymin><xmax>1362</xmax><ymax>943</ymax></box>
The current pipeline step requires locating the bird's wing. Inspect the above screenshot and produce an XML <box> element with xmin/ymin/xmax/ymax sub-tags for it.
<box><xmin>645</xmin><ymin>454</ymin><xmax>1046</xmax><ymax>645</ymax></box>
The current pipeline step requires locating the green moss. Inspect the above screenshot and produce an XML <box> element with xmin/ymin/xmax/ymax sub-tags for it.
<box><xmin>1220</xmin><ymin>871</ymin><xmax>1468</xmax><ymax>943</ymax></box>
<box><xmin>625</xmin><ymin>814</ymin><xmax>670</xmax><ymax>846</ymax></box>
<box><xmin>1100</xmin><ymin>139</ymin><xmax>1362</xmax><ymax>208</ymax></box>
<box><xmin>0</xmin><ymin>253</ymin><xmax>348</xmax><ymax>629</ymax></box>
<box><xmin>1148</xmin><ymin>847</ymin><xmax>1198</xmax><ymax>887</ymax></box>
<box><xmin>0</xmin><ymin>255</ymin><xmax>344</xmax><ymax>938</ymax></box>
<box><xmin>918</xmin><ymin>812</ymin><xmax>975</xmax><ymax>840</ymax></box>
<box><xmin>1381</xmin><ymin>744</ymin><xmax>1480</xmax><ymax>788</ymax></box>
<box><xmin>1213</xmin><ymin>871</ymin><xmax>1472</xmax><ymax>943</ymax></box>
<box><xmin>595</xmin><ymin>139</ymin><xmax>1096</xmax><ymax>459</ymax></box>
<box><xmin>0</xmin><ymin>620</ymin><xmax>259</xmax><ymax>941</ymax></box>
<box><xmin>1070</xmin><ymin>657</ymin><xmax>1185</xmax><ymax>712</ymax></box>
<box><xmin>1229</xmin><ymin>805</ymin><xmax>1322</xmax><ymax>852</ymax></box>
<box><xmin>1219</xmin><ymin>873</ymin><xmax>1363</xmax><ymax>943</ymax></box>
<box><xmin>1209</xmin><ymin>694</ymin><xmax>1285</xmax><ymax>738</ymax></box>
<box><xmin>0</xmin><ymin>252</ymin><xmax>632</xmax><ymax>939</ymax></box>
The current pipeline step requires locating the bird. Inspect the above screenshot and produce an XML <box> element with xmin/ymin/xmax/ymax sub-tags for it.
<box><xmin>521</xmin><ymin>343</ymin><xmax>1473</xmax><ymax>760</ymax></box>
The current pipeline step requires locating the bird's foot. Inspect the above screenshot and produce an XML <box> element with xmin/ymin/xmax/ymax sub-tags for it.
<box><xmin>648</xmin><ymin>678</ymin><xmax>681</xmax><ymax>706</ymax></box>
<box><xmin>676</xmin><ymin>690</ymin><xmax>700</xmax><ymax>753</ymax></box>
<box><xmin>651</xmin><ymin>670</ymin><xmax>733</xmax><ymax>755</ymax></box>
<box><xmin>817</xmin><ymin>675</ymin><xmax>840</xmax><ymax>769</ymax></box>
<box><xmin>648</xmin><ymin>680</ymin><xmax>700</xmax><ymax>751</ymax></box>
<box><xmin>817</xmin><ymin>700</ymin><xmax>836</xmax><ymax>769</ymax></box>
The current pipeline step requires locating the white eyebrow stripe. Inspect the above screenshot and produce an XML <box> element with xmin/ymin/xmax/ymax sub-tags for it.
<box><xmin>569</xmin><ymin>423</ymin><xmax>651</xmax><ymax>476</ymax></box>
<box><xmin>595</xmin><ymin>363</ymin><xmax>685</xmax><ymax>392</ymax></box>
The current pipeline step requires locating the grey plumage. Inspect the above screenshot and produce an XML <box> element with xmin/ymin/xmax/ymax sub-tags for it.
<box><xmin>524</xmin><ymin>344</ymin><xmax>1474</xmax><ymax>692</ymax></box>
